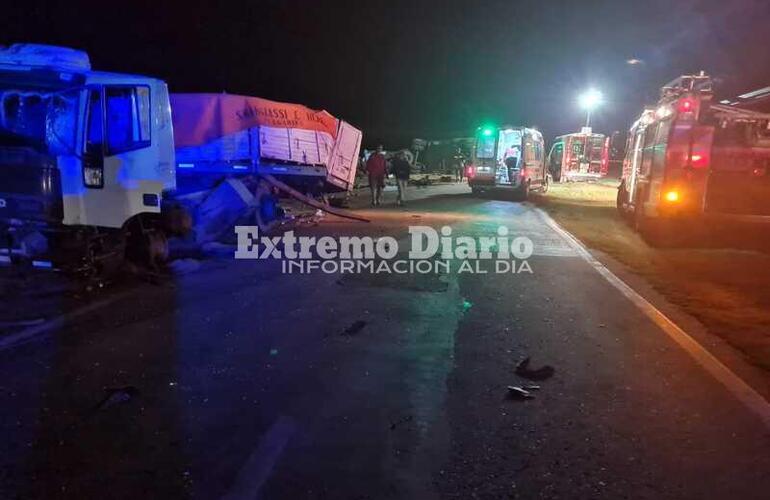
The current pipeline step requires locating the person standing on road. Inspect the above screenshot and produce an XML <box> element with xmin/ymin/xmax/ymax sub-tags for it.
<box><xmin>391</xmin><ymin>150</ymin><xmax>412</xmax><ymax>206</ymax></box>
<box><xmin>453</xmin><ymin>147</ymin><xmax>465</xmax><ymax>182</ymax></box>
<box><xmin>366</xmin><ymin>145</ymin><xmax>387</xmax><ymax>206</ymax></box>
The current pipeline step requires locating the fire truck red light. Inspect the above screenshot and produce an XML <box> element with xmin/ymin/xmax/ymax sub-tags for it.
<box><xmin>679</xmin><ymin>99</ymin><xmax>694</xmax><ymax>112</ymax></box>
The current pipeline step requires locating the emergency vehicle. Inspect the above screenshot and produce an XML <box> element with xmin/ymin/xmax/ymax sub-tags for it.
<box><xmin>547</xmin><ymin>131</ymin><xmax>609</xmax><ymax>182</ymax></box>
<box><xmin>466</xmin><ymin>126</ymin><xmax>548</xmax><ymax>199</ymax></box>
<box><xmin>617</xmin><ymin>73</ymin><xmax>770</xmax><ymax>239</ymax></box>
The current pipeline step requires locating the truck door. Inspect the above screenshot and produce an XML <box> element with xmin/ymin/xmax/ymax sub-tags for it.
<box><xmin>527</xmin><ymin>138</ymin><xmax>545</xmax><ymax>186</ymax></box>
<box><xmin>547</xmin><ymin>141</ymin><xmax>563</xmax><ymax>181</ymax></box>
<box><xmin>72</xmin><ymin>85</ymin><xmax>161</xmax><ymax>228</ymax></box>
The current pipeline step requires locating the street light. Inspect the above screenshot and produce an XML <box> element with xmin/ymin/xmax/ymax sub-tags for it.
<box><xmin>578</xmin><ymin>89</ymin><xmax>603</xmax><ymax>128</ymax></box>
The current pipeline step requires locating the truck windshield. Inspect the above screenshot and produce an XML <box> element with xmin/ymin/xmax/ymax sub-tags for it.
<box><xmin>0</xmin><ymin>84</ymin><xmax>80</xmax><ymax>155</ymax></box>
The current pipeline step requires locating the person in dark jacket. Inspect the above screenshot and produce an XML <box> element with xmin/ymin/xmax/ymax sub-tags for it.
<box><xmin>390</xmin><ymin>150</ymin><xmax>412</xmax><ymax>206</ymax></box>
<box><xmin>366</xmin><ymin>145</ymin><xmax>387</xmax><ymax>206</ymax></box>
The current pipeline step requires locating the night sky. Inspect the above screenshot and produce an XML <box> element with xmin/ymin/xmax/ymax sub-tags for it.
<box><xmin>5</xmin><ymin>0</ymin><xmax>770</xmax><ymax>146</ymax></box>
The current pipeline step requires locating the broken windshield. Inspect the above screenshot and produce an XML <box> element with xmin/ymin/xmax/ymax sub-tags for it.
<box><xmin>0</xmin><ymin>84</ymin><xmax>80</xmax><ymax>156</ymax></box>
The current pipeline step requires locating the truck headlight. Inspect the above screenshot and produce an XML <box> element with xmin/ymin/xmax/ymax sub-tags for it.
<box><xmin>83</xmin><ymin>166</ymin><xmax>104</xmax><ymax>188</ymax></box>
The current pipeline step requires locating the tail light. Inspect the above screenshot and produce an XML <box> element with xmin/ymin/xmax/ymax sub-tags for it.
<box><xmin>466</xmin><ymin>165</ymin><xmax>476</xmax><ymax>178</ymax></box>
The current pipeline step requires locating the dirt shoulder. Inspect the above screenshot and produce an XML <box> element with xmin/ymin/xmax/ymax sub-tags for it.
<box><xmin>533</xmin><ymin>179</ymin><xmax>770</xmax><ymax>370</ymax></box>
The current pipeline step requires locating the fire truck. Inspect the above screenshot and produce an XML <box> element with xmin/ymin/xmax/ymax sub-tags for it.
<box><xmin>547</xmin><ymin>131</ymin><xmax>609</xmax><ymax>182</ymax></box>
<box><xmin>617</xmin><ymin>73</ymin><xmax>770</xmax><ymax>239</ymax></box>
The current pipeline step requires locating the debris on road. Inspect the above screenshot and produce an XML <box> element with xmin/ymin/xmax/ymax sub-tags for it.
<box><xmin>92</xmin><ymin>386</ymin><xmax>139</xmax><ymax>412</ymax></box>
<box><xmin>515</xmin><ymin>357</ymin><xmax>555</xmax><ymax>381</ymax></box>
<box><xmin>342</xmin><ymin>320</ymin><xmax>367</xmax><ymax>336</ymax></box>
<box><xmin>507</xmin><ymin>386</ymin><xmax>535</xmax><ymax>400</ymax></box>
<box><xmin>390</xmin><ymin>415</ymin><xmax>414</xmax><ymax>430</ymax></box>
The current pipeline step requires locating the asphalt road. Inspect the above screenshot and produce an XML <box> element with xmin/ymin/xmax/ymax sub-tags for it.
<box><xmin>1</xmin><ymin>183</ymin><xmax>769</xmax><ymax>499</ymax></box>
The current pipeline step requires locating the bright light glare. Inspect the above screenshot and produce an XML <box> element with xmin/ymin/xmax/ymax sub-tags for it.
<box><xmin>664</xmin><ymin>190</ymin><xmax>680</xmax><ymax>202</ymax></box>
<box><xmin>579</xmin><ymin>89</ymin><xmax>603</xmax><ymax>110</ymax></box>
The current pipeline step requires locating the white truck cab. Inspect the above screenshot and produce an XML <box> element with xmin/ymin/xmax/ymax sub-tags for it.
<box><xmin>0</xmin><ymin>44</ymin><xmax>174</xmax><ymax>234</ymax></box>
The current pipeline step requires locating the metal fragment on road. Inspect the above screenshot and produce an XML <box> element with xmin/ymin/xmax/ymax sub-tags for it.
<box><xmin>507</xmin><ymin>386</ymin><xmax>535</xmax><ymax>400</ymax></box>
<box><xmin>342</xmin><ymin>320</ymin><xmax>367</xmax><ymax>336</ymax></box>
<box><xmin>515</xmin><ymin>357</ymin><xmax>555</xmax><ymax>381</ymax></box>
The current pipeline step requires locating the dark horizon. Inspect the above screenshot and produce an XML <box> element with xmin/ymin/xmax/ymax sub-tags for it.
<box><xmin>5</xmin><ymin>0</ymin><xmax>770</xmax><ymax>147</ymax></box>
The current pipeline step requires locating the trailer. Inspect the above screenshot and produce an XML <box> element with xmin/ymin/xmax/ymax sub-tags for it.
<box><xmin>0</xmin><ymin>44</ymin><xmax>362</xmax><ymax>273</ymax></box>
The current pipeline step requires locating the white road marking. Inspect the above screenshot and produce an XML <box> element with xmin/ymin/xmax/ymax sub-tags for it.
<box><xmin>221</xmin><ymin>416</ymin><xmax>296</xmax><ymax>500</ymax></box>
<box><xmin>536</xmin><ymin>208</ymin><xmax>770</xmax><ymax>429</ymax></box>
<box><xmin>0</xmin><ymin>291</ymin><xmax>129</xmax><ymax>351</ymax></box>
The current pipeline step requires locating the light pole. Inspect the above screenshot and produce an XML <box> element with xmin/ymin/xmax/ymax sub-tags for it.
<box><xmin>578</xmin><ymin>89</ymin><xmax>603</xmax><ymax>128</ymax></box>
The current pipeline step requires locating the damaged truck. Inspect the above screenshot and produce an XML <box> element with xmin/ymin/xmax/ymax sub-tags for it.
<box><xmin>0</xmin><ymin>44</ymin><xmax>362</xmax><ymax>274</ymax></box>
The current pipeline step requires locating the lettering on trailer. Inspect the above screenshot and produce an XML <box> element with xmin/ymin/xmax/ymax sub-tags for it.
<box><xmin>170</xmin><ymin>94</ymin><xmax>339</xmax><ymax>148</ymax></box>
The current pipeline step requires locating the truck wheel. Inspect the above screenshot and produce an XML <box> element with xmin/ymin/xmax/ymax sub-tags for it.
<box><xmin>124</xmin><ymin>216</ymin><xmax>168</xmax><ymax>271</ymax></box>
<box><xmin>253</xmin><ymin>182</ymin><xmax>282</xmax><ymax>235</ymax></box>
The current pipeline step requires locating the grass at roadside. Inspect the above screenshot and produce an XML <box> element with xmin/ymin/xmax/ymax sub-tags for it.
<box><xmin>533</xmin><ymin>179</ymin><xmax>770</xmax><ymax>370</ymax></box>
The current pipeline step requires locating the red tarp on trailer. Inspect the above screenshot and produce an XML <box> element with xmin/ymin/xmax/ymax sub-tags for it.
<box><xmin>171</xmin><ymin>93</ymin><xmax>339</xmax><ymax>148</ymax></box>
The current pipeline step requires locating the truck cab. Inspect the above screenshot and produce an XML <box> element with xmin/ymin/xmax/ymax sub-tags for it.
<box><xmin>467</xmin><ymin>126</ymin><xmax>547</xmax><ymax>199</ymax></box>
<box><xmin>0</xmin><ymin>44</ymin><xmax>174</xmax><ymax>263</ymax></box>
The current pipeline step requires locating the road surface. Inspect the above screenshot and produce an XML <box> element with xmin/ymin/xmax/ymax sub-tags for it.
<box><xmin>1</xmin><ymin>183</ymin><xmax>768</xmax><ymax>499</ymax></box>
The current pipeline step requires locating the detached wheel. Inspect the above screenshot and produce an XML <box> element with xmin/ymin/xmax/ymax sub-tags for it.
<box><xmin>253</xmin><ymin>181</ymin><xmax>283</xmax><ymax>235</ymax></box>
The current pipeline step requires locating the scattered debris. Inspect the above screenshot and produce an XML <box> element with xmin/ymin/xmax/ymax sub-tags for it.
<box><xmin>92</xmin><ymin>386</ymin><xmax>139</xmax><ymax>412</ymax></box>
<box><xmin>342</xmin><ymin>320</ymin><xmax>367</xmax><ymax>336</ymax></box>
<box><xmin>515</xmin><ymin>357</ymin><xmax>555</xmax><ymax>381</ymax></box>
<box><xmin>439</xmin><ymin>175</ymin><xmax>453</xmax><ymax>183</ymax></box>
<box><xmin>390</xmin><ymin>415</ymin><xmax>414</xmax><ymax>430</ymax></box>
<box><xmin>507</xmin><ymin>386</ymin><xmax>535</xmax><ymax>400</ymax></box>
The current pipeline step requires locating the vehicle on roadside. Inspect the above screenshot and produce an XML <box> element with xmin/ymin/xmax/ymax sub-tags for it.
<box><xmin>0</xmin><ymin>44</ymin><xmax>361</xmax><ymax>273</ymax></box>
<box><xmin>546</xmin><ymin>131</ymin><xmax>609</xmax><ymax>182</ymax></box>
<box><xmin>617</xmin><ymin>73</ymin><xmax>770</xmax><ymax>243</ymax></box>
<box><xmin>466</xmin><ymin>126</ymin><xmax>548</xmax><ymax>199</ymax></box>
